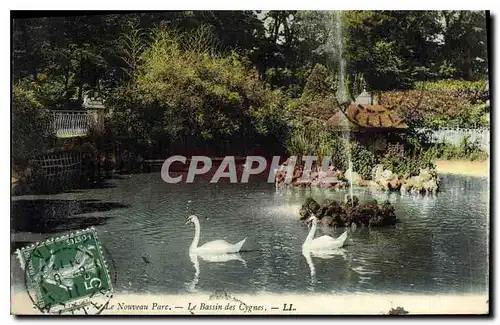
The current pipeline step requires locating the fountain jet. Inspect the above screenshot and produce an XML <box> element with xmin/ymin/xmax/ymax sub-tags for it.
<box><xmin>331</xmin><ymin>11</ymin><xmax>354</xmax><ymax>206</ymax></box>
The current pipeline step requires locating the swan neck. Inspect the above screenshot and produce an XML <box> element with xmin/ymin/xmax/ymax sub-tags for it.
<box><xmin>305</xmin><ymin>220</ymin><xmax>317</xmax><ymax>243</ymax></box>
<box><xmin>191</xmin><ymin>219</ymin><xmax>201</xmax><ymax>250</ymax></box>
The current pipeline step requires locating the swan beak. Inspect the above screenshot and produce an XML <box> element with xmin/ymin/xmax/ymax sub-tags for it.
<box><xmin>185</xmin><ymin>220</ymin><xmax>191</xmax><ymax>225</ymax></box>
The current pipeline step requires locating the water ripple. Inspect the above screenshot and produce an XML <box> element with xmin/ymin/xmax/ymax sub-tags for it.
<box><xmin>11</xmin><ymin>174</ymin><xmax>489</xmax><ymax>295</ymax></box>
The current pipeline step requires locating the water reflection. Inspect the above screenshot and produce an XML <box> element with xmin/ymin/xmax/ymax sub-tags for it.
<box><xmin>302</xmin><ymin>248</ymin><xmax>347</xmax><ymax>291</ymax></box>
<box><xmin>186</xmin><ymin>252</ymin><xmax>246</xmax><ymax>292</ymax></box>
<box><xmin>187</xmin><ymin>253</ymin><xmax>200</xmax><ymax>292</ymax></box>
<box><xmin>11</xmin><ymin>174</ymin><xmax>489</xmax><ymax>295</ymax></box>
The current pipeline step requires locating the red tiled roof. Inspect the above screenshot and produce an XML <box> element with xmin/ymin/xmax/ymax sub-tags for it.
<box><xmin>325</xmin><ymin>111</ymin><xmax>358</xmax><ymax>130</ymax></box>
<box><xmin>345</xmin><ymin>104</ymin><xmax>408</xmax><ymax>129</ymax></box>
<box><xmin>296</xmin><ymin>98</ymin><xmax>407</xmax><ymax>131</ymax></box>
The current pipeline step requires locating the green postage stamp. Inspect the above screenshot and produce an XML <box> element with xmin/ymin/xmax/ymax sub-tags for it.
<box><xmin>16</xmin><ymin>227</ymin><xmax>114</xmax><ymax>314</ymax></box>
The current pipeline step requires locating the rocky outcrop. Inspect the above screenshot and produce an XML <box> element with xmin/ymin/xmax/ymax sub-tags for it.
<box><xmin>299</xmin><ymin>196</ymin><xmax>399</xmax><ymax>227</ymax></box>
<box><xmin>400</xmin><ymin>168</ymin><xmax>440</xmax><ymax>195</ymax></box>
<box><xmin>372</xmin><ymin>165</ymin><xmax>400</xmax><ymax>191</ymax></box>
<box><xmin>275</xmin><ymin>158</ymin><xmax>440</xmax><ymax>195</ymax></box>
<box><xmin>275</xmin><ymin>163</ymin><xmax>347</xmax><ymax>189</ymax></box>
<box><xmin>344</xmin><ymin>168</ymin><xmax>361</xmax><ymax>185</ymax></box>
<box><xmin>299</xmin><ymin>197</ymin><xmax>321</xmax><ymax>219</ymax></box>
<box><xmin>370</xmin><ymin>165</ymin><xmax>439</xmax><ymax>195</ymax></box>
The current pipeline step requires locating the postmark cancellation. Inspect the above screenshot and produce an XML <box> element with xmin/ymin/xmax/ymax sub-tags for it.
<box><xmin>15</xmin><ymin>227</ymin><xmax>114</xmax><ymax>314</ymax></box>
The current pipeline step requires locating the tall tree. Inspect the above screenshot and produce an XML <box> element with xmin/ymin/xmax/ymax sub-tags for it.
<box><xmin>440</xmin><ymin>11</ymin><xmax>488</xmax><ymax>80</ymax></box>
<box><xmin>344</xmin><ymin>11</ymin><xmax>443</xmax><ymax>91</ymax></box>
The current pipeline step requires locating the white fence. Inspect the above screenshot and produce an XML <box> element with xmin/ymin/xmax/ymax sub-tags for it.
<box><xmin>421</xmin><ymin>127</ymin><xmax>490</xmax><ymax>149</ymax></box>
<box><xmin>52</xmin><ymin>110</ymin><xmax>98</xmax><ymax>138</ymax></box>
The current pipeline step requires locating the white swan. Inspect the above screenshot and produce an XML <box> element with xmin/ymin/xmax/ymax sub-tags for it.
<box><xmin>302</xmin><ymin>215</ymin><xmax>348</xmax><ymax>251</ymax></box>
<box><xmin>185</xmin><ymin>215</ymin><xmax>247</xmax><ymax>254</ymax></box>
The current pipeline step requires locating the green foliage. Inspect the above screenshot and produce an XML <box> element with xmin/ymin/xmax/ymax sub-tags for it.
<box><xmin>440</xmin><ymin>11</ymin><xmax>488</xmax><ymax>80</ymax></box>
<box><xmin>316</xmin><ymin>131</ymin><xmax>335</xmax><ymax>161</ymax></box>
<box><xmin>379</xmin><ymin>143</ymin><xmax>436</xmax><ymax>178</ymax></box>
<box><xmin>344</xmin><ymin>10</ymin><xmax>487</xmax><ymax>92</ymax></box>
<box><xmin>302</xmin><ymin>64</ymin><xmax>336</xmax><ymax>100</ymax></box>
<box><xmin>369</xmin><ymin>40</ymin><xmax>414</xmax><ymax>89</ymax></box>
<box><xmin>330</xmin><ymin>136</ymin><xmax>348</xmax><ymax>171</ymax></box>
<box><xmin>16</xmin><ymin>75</ymin><xmax>76</xmax><ymax>109</ymax></box>
<box><xmin>286</xmin><ymin>125</ymin><xmax>355</xmax><ymax>172</ymax></box>
<box><xmin>105</xmin><ymin>27</ymin><xmax>289</xmax><ymax>156</ymax></box>
<box><xmin>257</xmin><ymin>10</ymin><xmax>324</xmax><ymax>95</ymax></box>
<box><xmin>11</xmin><ymin>11</ymin><xmax>490</xmax><ymax>165</ymax></box>
<box><xmin>286</xmin><ymin>127</ymin><xmax>314</xmax><ymax>157</ymax></box>
<box><xmin>12</xmin><ymin>83</ymin><xmax>55</xmax><ymax>160</ymax></box>
<box><xmin>438</xmin><ymin>59</ymin><xmax>459</xmax><ymax>79</ymax></box>
<box><xmin>286</xmin><ymin>124</ymin><xmax>335</xmax><ymax>158</ymax></box>
<box><xmin>457</xmin><ymin>136</ymin><xmax>487</xmax><ymax>160</ymax></box>
<box><xmin>344</xmin><ymin>11</ymin><xmax>441</xmax><ymax>90</ymax></box>
<box><xmin>286</xmin><ymin>127</ymin><xmax>375</xmax><ymax>180</ymax></box>
<box><xmin>286</xmin><ymin>129</ymin><xmax>447</xmax><ymax>180</ymax></box>
<box><xmin>429</xmin><ymin>136</ymin><xmax>488</xmax><ymax>161</ymax></box>
<box><xmin>13</xmin><ymin>11</ymin><xmax>489</xmax><ymax>99</ymax></box>
<box><xmin>118</xmin><ymin>21</ymin><xmax>147</xmax><ymax>76</ymax></box>
<box><xmin>348</xmin><ymin>141</ymin><xmax>375</xmax><ymax>179</ymax></box>
<box><xmin>417</xmin><ymin>79</ymin><xmax>486</xmax><ymax>93</ymax></box>
<box><xmin>378</xmin><ymin>134</ymin><xmax>487</xmax><ymax>179</ymax></box>
<box><xmin>381</xmin><ymin>79</ymin><xmax>489</xmax><ymax>129</ymax></box>
<box><xmin>420</xmin><ymin>145</ymin><xmax>440</xmax><ymax>167</ymax></box>
<box><xmin>346</xmin><ymin>72</ymin><xmax>366</xmax><ymax>100</ymax></box>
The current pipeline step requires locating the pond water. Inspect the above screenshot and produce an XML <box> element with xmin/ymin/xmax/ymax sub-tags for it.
<box><xmin>11</xmin><ymin>173</ymin><xmax>489</xmax><ymax>295</ymax></box>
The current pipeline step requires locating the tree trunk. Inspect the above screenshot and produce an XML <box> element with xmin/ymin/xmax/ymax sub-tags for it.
<box><xmin>466</xmin><ymin>47</ymin><xmax>473</xmax><ymax>81</ymax></box>
<box><xmin>77</xmin><ymin>56</ymin><xmax>84</xmax><ymax>106</ymax></box>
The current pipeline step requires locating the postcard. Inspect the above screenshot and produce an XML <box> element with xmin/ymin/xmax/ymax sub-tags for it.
<box><xmin>10</xmin><ymin>10</ymin><xmax>490</xmax><ymax>315</ymax></box>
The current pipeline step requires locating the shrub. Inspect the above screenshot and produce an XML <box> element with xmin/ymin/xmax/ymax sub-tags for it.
<box><xmin>285</xmin><ymin>125</ymin><xmax>376</xmax><ymax>175</ymax></box>
<box><xmin>105</xmin><ymin>27</ymin><xmax>290</xmax><ymax>156</ymax></box>
<box><xmin>420</xmin><ymin>145</ymin><xmax>439</xmax><ymax>167</ymax></box>
<box><xmin>457</xmin><ymin>136</ymin><xmax>487</xmax><ymax>160</ymax></box>
<box><xmin>302</xmin><ymin>64</ymin><xmax>336</xmax><ymax>100</ymax></box>
<box><xmin>286</xmin><ymin>126</ymin><xmax>315</xmax><ymax>157</ymax></box>
<box><xmin>432</xmin><ymin>136</ymin><xmax>488</xmax><ymax>161</ymax></box>
<box><xmin>12</xmin><ymin>82</ymin><xmax>55</xmax><ymax>161</ymax></box>
<box><xmin>348</xmin><ymin>141</ymin><xmax>375</xmax><ymax>180</ymax></box>
<box><xmin>379</xmin><ymin>143</ymin><xmax>407</xmax><ymax>177</ymax></box>
<box><xmin>15</xmin><ymin>74</ymin><xmax>80</xmax><ymax>109</ymax></box>
<box><xmin>379</xmin><ymin>143</ymin><xmax>435</xmax><ymax>178</ymax></box>
<box><xmin>414</xmin><ymin>79</ymin><xmax>488</xmax><ymax>104</ymax></box>
<box><xmin>330</xmin><ymin>136</ymin><xmax>348</xmax><ymax>171</ymax></box>
<box><xmin>286</xmin><ymin>124</ymin><xmax>338</xmax><ymax>165</ymax></box>
<box><xmin>380</xmin><ymin>79</ymin><xmax>489</xmax><ymax>129</ymax></box>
